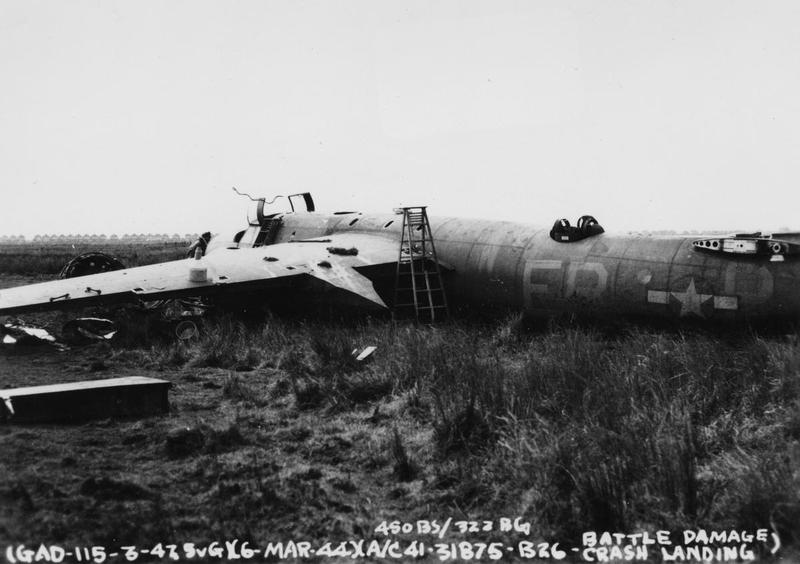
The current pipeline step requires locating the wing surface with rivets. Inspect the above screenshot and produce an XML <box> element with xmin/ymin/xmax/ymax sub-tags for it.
<box><xmin>0</xmin><ymin>233</ymin><xmax>396</xmax><ymax>315</ymax></box>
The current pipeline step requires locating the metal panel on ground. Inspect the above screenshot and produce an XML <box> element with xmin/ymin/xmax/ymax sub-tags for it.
<box><xmin>0</xmin><ymin>376</ymin><xmax>171</xmax><ymax>423</ymax></box>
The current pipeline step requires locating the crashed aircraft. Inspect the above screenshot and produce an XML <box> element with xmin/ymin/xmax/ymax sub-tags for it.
<box><xmin>0</xmin><ymin>191</ymin><xmax>798</xmax><ymax>324</ymax></box>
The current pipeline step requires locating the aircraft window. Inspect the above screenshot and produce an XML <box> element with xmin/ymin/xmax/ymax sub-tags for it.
<box><xmin>233</xmin><ymin>230</ymin><xmax>245</xmax><ymax>244</ymax></box>
<box><xmin>550</xmin><ymin>215</ymin><xmax>604</xmax><ymax>242</ymax></box>
<box><xmin>349</xmin><ymin>218</ymin><xmax>359</xmax><ymax>226</ymax></box>
<box><xmin>383</xmin><ymin>221</ymin><xmax>394</xmax><ymax>228</ymax></box>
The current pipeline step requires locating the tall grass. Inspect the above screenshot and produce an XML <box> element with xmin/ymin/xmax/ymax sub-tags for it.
<box><xmin>119</xmin><ymin>314</ymin><xmax>800</xmax><ymax>546</ymax></box>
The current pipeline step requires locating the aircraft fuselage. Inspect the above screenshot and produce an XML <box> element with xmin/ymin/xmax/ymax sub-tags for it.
<box><xmin>265</xmin><ymin>211</ymin><xmax>800</xmax><ymax>322</ymax></box>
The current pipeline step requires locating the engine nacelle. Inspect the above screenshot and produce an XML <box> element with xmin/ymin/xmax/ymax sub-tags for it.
<box><xmin>59</xmin><ymin>252</ymin><xmax>125</xmax><ymax>279</ymax></box>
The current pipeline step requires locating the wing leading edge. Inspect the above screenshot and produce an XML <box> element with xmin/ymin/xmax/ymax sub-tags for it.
<box><xmin>0</xmin><ymin>233</ymin><xmax>398</xmax><ymax>315</ymax></box>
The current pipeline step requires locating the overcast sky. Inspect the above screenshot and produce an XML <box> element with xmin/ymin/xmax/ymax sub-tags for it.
<box><xmin>1</xmin><ymin>1</ymin><xmax>799</xmax><ymax>237</ymax></box>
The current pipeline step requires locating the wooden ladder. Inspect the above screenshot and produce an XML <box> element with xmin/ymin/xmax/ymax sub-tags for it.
<box><xmin>393</xmin><ymin>207</ymin><xmax>448</xmax><ymax>322</ymax></box>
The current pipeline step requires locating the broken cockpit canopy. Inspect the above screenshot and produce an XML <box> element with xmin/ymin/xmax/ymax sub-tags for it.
<box><xmin>550</xmin><ymin>215</ymin><xmax>604</xmax><ymax>242</ymax></box>
<box><xmin>233</xmin><ymin>188</ymin><xmax>316</xmax><ymax>225</ymax></box>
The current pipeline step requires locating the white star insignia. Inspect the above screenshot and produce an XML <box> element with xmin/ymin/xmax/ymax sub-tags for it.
<box><xmin>671</xmin><ymin>278</ymin><xmax>713</xmax><ymax>317</ymax></box>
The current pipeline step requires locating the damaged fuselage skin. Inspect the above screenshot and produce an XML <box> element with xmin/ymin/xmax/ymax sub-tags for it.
<box><xmin>228</xmin><ymin>208</ymin><xmax>800</xmax><ymax>323</ymax></box>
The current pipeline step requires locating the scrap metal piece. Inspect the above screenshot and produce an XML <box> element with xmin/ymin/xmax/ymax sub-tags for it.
<box><xmin>0</xmin><ymin>377</ymin><xmax>171</xmax><ymax>424</ymax></box>
<box><xmin>1</xmin><ymin>321</ymin><xmax>57</xmax><ymax>345</ymax></box>
<box><xmin>352</xmin><ymin>345</ymin><xmax>377</xmax><ymax>362</ymax></box>
<box><xmin>175</xmin><ymin>320</ymin><xmax>198</xmax><ymax>340</ymax></box>
<box><xmin>61</xmin><ymin>318</ymin><xmax>117</xmax><ymax>343</ymax></box>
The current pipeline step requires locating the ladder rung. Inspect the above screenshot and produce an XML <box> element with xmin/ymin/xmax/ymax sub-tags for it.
<box><xmin>397</xmin><ymin>269</ymin><xmax>435</xmax><ymax>274</ymax></box>
<box><xmin>397</xmin><ymin>273</ymin><xmax>444</xmax><ymax>284</ymax></box>
<box><xmin>398</xmin><ymin>279</ymin><xmax>440</xmax><ymax>284</ymax></box>
<box><xmin>396</xmin><ymin>280</ymin><xmax>442</xmax><ymax>286</ymax></box>
<box><xmin>397</xmin><ymin>277</ymin><xmax>438</xmax><ymax>283</ymax></box>
<box><xmin>397</xmin><ymin>288</ymin><xmax>443</xmax><ymax>296</ymax></box>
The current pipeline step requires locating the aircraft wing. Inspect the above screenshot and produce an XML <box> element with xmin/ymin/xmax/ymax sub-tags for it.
<box><xmin>0</xmin><ymin>233</ymin><xmax>397</xmax><ymax>316</ymax></box>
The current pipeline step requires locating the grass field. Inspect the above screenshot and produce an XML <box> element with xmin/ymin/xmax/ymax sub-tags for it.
<box><xmin>0</xmin><ymin>240</ymin><xmax>191</xmax><ymax>275</ymax></box>
<box><xmin>1</xmin><ymin>243</ymin><xmax>799</xmax><ymax>561</ymax></box>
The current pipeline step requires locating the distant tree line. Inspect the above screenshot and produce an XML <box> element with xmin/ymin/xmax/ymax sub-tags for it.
<box><xmin>0</xmin><ymin>233</ymin><xmax>199</xmax><ymax>243</ymax></box>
